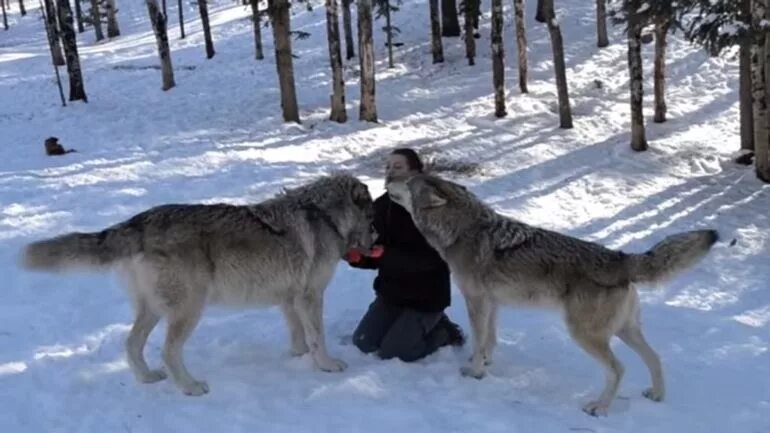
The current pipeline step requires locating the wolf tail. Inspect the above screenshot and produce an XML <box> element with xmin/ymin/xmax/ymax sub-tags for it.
<box><xmin>626</xmin><ymin>229</ymin><xmax>719</xmax><ymax>285</ymax></box>
<box><xmin>21</xmin><ymin>224</ymin><xmax>142</xmax><ymax>272</ymax></box>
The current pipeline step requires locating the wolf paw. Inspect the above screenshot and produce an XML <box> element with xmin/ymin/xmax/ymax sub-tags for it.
<box><xmin>460</xmin><ymin>364</ymin><xmax>486</xmax><ymax>379</ymax></box>
<box><xmin>643</xmin><ymin>388</ymin><xmax>664</xmax><ymax>402</ymax></box>
<box><xmin>317</xmin><ymin>357</ymin><xmax>347</xmax><ymax>372</ymax></box>
<box><xmin>138</xmin><ymin>369</ymin><xmax>167</xmax><ymax>384</ymax></box>
<box><xmin>582</xmin><ymin>400</ymin><xmax>609</xmax><ymax>417</ymax></box>
<box><xmin>181</xmin><ymin>380</ymin><xmax>210</xmax><ymax>396</ymax></box>
<box><xmin>290</xmin><ymin>344</ymin><xmax>310</xmax><ymax>357</ymax></box>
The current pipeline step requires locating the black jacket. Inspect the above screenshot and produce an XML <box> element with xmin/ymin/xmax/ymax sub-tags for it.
<box><xmin>350</xmin><ymin>193</ymin><xmax>451</xmax><ymax>312</ymax></box>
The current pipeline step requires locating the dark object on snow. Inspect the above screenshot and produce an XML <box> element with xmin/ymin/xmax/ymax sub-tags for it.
<box><xmin>735</xmin><ymin>152</ymin><xmax>754</xmax><ymax>165</ymax></box>
<box><xmin>44</xmin><ymin>137</ymin><xmax>76</xmax><ymax>155</ymax></box>
<box><xmin>641</xmin><ymin>32</ymin><xmax>654</xmax><ymax>44</ymax></box>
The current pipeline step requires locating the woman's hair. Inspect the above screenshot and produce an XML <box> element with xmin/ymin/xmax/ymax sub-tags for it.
<box><xmin>390</xmin><ymin>148</ymin><xmax>424</xmax><ymax>172</ymax></box>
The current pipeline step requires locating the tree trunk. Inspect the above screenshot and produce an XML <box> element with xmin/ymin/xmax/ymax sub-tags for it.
<box><xmin>535</xmin><ymin>0</ymin><xmax>545</xmax><ymax>22</ymax></box>
<box><xmin>596</xmin><ymin>0</ymin><xmax>608</xmax><ymax>48</ymax></box>
<box><xmin>358</xmin><ymin>0</ymin><xmax>377</xmax><ymax>121</ymax></box>
<box><xmin>627</xmin><ymin>1</ymin><xmax>646</xmax><ymax>151</ymax></box>
<box><xmin>198</xmin><ymin>0</ymin><xmax>215</xmax><ymax>58</ymax></box>
<box><xmin>147</xmin><ymin>0</ymin><xmax>175</xmax><ymax>91</ymax></box>
<box><xmin>18</xmin><ymin>0</ymin><xmax>25</xmax><ymax>16</ymax></box>
<box><xmin>653</xmin><ymin>18</ymin><xmax>669</xmax><ymax>123</ymax></box>
<box><xmin>740</xmin><ymin>0</ymin><xmax>754</xmax><ymax>151</ymax></box>
<box><xmin>464</xmin><ymin>0</ymin><xmax>476</xmax><ymax>65</ymax></box>
<box><xmin>491</xmin><ymin>0</ymin><xmax>506</xmax><ymax>117</ymax></box>
<box><xmin>162</xmin><ymin>0</ymin><xmax>166</xmax><ymax>17</ymax></box>
<box><xmin>385</xmin><ymin>0</ymin><xmax>394</xmax><ymax>68</ymax></box>
<box><xmin>250</xmin><ymin>0</ymin><xmax>263</xmax><ymax>59</ymax></box>
<box><xmin>105</xmin><ymin>0</ymin><xmax>120</xmax><ymax>37</ymax></box>
<box><xmin>513</xmin><ymin>0</ymin><xmax>527</xmax><ymax>93</ymax></box>
<box><xmin>177</xmin><ymin>0</ymin><xmax>184</xmax><ymax>38</ymax></box>
<box><xmin>441</xmin><ymin>0</ymin><xmax>460</xmax><ymax>37</ymax></box>
<box><xmin>429</xmin><ymin>0</ymin><xmax>444</xmax><ymax>63</ymax></box>
<box><xmin>90</xmin><ymin>0</ymin><xmax>104</xmax><ymax>41</ymax></box>
<box><xmin>758</xmin><ymin>0</ymin><xmax>770</xmax><ymax>181</ymax></box>
<box><xmin>1</xmin><ymin>0</ymin><xmax>7</xmax><ymax>31</ymax></box>
<box><xmin>326</xmin><ymin>0</ymin><xmax>347</xmax><ymax>121</ymax></box>
<box><xmin>43</xmin><ymin>0</ymin><xmax>65</xmax><ymax>65</ymax></box>
<box><xmin>74</xmin><ymin>0</ymin><xmax>84</xmax><ymax>32</ymax></box>
<box><xmin>342</xmin><ymin>0</ymin><xmax>354</xmax><ymax>59</ymax></box>
<box><xmin>272</xmin><ymin>0</ymin><xmax>300</xmax><ymax>122</ymax></box>
<box><xmin>58</xmin><ymin>0</ymin><xmax>87</xmax><ymax>101</ymax></box>
<box><xmin>39</xmin><ymin>0</ymin><xmax>66</xmax><ymax>105</ymax></box>
<box><xmin>543</xmin><ymin>0</ymin><xmax>572</xmax><ymax>128</ymax></box>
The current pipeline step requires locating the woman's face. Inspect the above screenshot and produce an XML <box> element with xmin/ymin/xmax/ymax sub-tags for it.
<box><xmin>385</xmin><ymin>154</ymin><xmax>417</xmax><ymax>183</ymax></box>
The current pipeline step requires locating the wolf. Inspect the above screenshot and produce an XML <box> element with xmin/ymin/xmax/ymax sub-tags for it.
<box><xmin>385</xmin><ymin>174</ymin><xmax>718</xmax><ymax>416</ymax></box>
<box><xmin>22</xmin><ymin>173</ymin><xmax>375</xmax><ymax>396</ymax></box>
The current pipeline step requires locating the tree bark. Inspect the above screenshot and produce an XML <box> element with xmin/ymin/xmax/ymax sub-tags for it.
<box><xmin>105</xmin><ymin>0</ymin><xmax>120</xmax><ymax>37</ymax></box>
<box><xmin>43</xmin><ymin>0</ymin><xmax>65</xmax><ymax>65</ymax></box>
<box><xmin>627</xmin><ymin>1</ymin><xmax>646</xmax><ymax>150</ymax></box>
<box><xmin>39</xmin><ymin>0</ymin><xmax>66</xmax><ymax>105</ymax></box>
<box><xmin>429</xmin><ymin>0</ymin><xmax>444</xmax><ymax>63</ymax></box>
<box><xmin>535</xmin><ymin>0</ymin><xmax>545</xmax><ymax>22</ymax></box>
<box><xmin>441</xmin><ymin>0</ymin><xmax>460</xmax><ymax>37</ymax></box>
<box><xmin>464</xmin><ymin>0</ymin><xmax>476</xmax><ymax>65</ymax></box>
<box><xmin>358</xmin><ymin>0</ymin><xmax>377</xmax><ymax>121</ymax></box>
<box><xmin>74</xmin><ymin>0</ymin><xmax>84</xmax><ymax>32</ymax></box>
<box><xmin>58</xmin><ymin>0</ymin><xmax>87</xmax><ymax>101</ymax></box>
<box><xmin>147</xmin><ymin>0</ymin><xmax>175</xmax><ymax>91</ymax></box>
<box><xmin>653</xmin><ymin>18</ymin><xmax>669</xmax><ymax>123</ymax></box>
<box><xmin>177</xmin><ymin>0</ymin><xmax>185</xmax><ymax>38</ymax></box>
<box><xmin>162</xmin><ymin>0</ymin><xmax>166</xmax><ymax>17</ymax></box>
<box><xmin>90</xmin><ymin>0</ymin><xmax>104</xmax><ymax>41</ymax></box>
<box><xmin>740</xmin><ymin>0</ymin><xmax>754</xmax><ymax>151</ymax></box>
<box><xmin>513</xmin><ymin>0</ymin><xmax>527</xmax><ymax>93</ymax></box>
<box><xmin>198</xmin><ymin>0</ymin><xmax>215</xmax><ymax>58</ymax></box>
<box><xmin>491</xmin><ymin>0</ymin><xmax>506</xmax><ymax>117</ymax></box>
<box><xmin>342</xmin><ymin>0</ymin><xmax>354</xmax><ymax>59</ymax></box>
<box><xmin>543</xmin><ymin>0</ymin><xmax>572</xmax><ymax>128</ymax></box>
<box><xmin>326</xmin><ymin>0</ymin><xmax>347</xmax><ymax>121</ymax></box>
<box><xmin>272</xmin><ymin>0</ymin><xmax>300</xmax><ymax>122</ymax></box>
<box><xmin>758</xmin><ymin>0</ymin><xmax>770</xmax><ymax>181</ymax></box>
<box><xmin>385</xmin><ymin>0</ymin><xmax>394</xmax><ymax>68</ymax></box>
<box><xmin>250</xmin><ymin>0</ymin><xmax>263</xmax><ymax>59</ymax></box>
<box><xmin>1</xmin><ymin>0</ymin><xmax>7</xmax><ymax>31</ymax></box>
<box><xmin>596</xmin><ymin>0</ymin><xmax>608</xmax><ymax>48</ymax></box>
<box><xmin>18</xmin><ymin>0</ymin><xmax>25</xmax><ymax>16</ymax></box>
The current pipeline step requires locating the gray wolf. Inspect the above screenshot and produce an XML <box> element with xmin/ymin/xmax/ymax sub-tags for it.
<box><xmin>386</xmin><ymin>173</ymin><xmax>718</xmax><ymax>415</ymax></box>
<box><xmin>22</xmin><ymin>173</ymin><xmax>375</xmax><ymax>396</ymax></box>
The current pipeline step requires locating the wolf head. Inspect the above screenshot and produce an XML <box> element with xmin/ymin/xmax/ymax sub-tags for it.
<box><xmin>386</xmin><ymin>174</ymin><xmax>486</xmax><ymax>252</ymax></box>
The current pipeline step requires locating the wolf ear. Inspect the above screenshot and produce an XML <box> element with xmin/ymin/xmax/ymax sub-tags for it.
<box><xmin>426</xmin><ymin>191</ymin><xmax>447</xmax><ymax>208</ymax></box>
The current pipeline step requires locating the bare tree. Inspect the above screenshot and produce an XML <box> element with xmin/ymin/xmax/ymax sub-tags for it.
<box><xmin>58</xmin><ymin>0</ymin><xmax>87</xmax><ymax>101</ymax></box>
<box><xmin>90</xmin><ymin>0</ymin><xmax>104</xmax><ymax>41</ymax></box>
<box><xmin>1</xmin><ymin>0</ymin><xmax>7</xmax><ymax>31</ymax></box>
<box><xmin>464</xmin><ymin>0</ymin><xmax>476</xmax><ymax>65</ymax></box>
<box><xmin>491</xmin><ymin>0</ymin><xmax>506</xmax><ymax>117</ymax></box>
<box><xmin>755</xmin><ymin>0</ymin><xmax>770</xmax><ymax>180</ymax></box>
<box><xmin>18</xmin><ymin>0</ymin><xmax>26</xmax><ymax>16</ymax></box>
<box><xmin>535</xmin><ymin>0</ymin><xmax>545</xmax><ymax>22</ymax></box>
<box><xmin>441</xmin><ymin>0</ymin><xmax>460</xmax><ymax>36</ymax></box>
<box><xmin>382</xmin><ymin>0</ymin><xmax>395</xmax><ymax>68</ymax></box>
<box><xmin>627</xmin><ymin>0</ymin><xmax>646</xmax><ymax>150</ymax></box>
<box><xmin>177</xmin><ymin>0</ymin><xmax>185</xmax><ymax>38</ymax></box>
<box><xmin>250</xmin><ymin>0</ymin><xmax>263</xmax><ymax>59</ymax></box>
<box><xmin>271</xmin><ymin>0</ymin><xmax>300</xmax><ymax>122</ymax></box>
<box><xmin>198</xmin><ymin>0</ymin><xmax>215</xmax><ymax>58</ymax></box>
<box><xmin>43</xmin><ymin>0</ymin><xmax>65</xmax><ymax>65</ymax></box>
<box><xmin>740</xmin><ymin>0</ymin><xmax>754</xmax><ymax>151</ymax></box>
<box><xmin>513</xmin><ymin>0</ymin><xmax>527</xmax><ymax>92</ymax></box>
<box><xmin>543</xmin><ymin>0</ymin><xmax>572</xmax><ymax>128</ymax></box>
<box><xmin>147</xmin><ymin>0</ymin><xmax>175</xmax><ymax>90</ymax></box>
<box><xmin>596</xmin><ymin>0</ymin><xmax>608</xmax><ymax>47</ymax></box>
<box><xmin>653</xmin><ymin>17</ymin><xmax>670</xmax><ymax>123</ymax></box>
<box><xmin>358</xmin><ymin>0</ymin><xmax>377</xmax><ymax>121</ymax></box>
<box><xmin>342</xmin><ymin>0</ymin><xmax>354</xmax><ymax>59</ymax></box>
<box><xmin>162</xmin><ymin>0</ymin><xmax>166</xmax><ymax>16</ymax></box>
<box><xmin>326</xmin><ymin>0</ymin><xmax>347</xmax><ymax>121</ymax></box>
<box><xmin>429</xmin><ymin>0</ymin><xmax>444</xmax><ymax>63</ymax></box>
<box><xmin>75</xmin><ymin>0</ymin><xmax>84</xmax><ymax>32</ymax></box>
<box><xmin>39</xmin><ymin>0</ymin><xmax>66</xmax><ymax>105</ymax></box>
<box><xmin>105</xmin><ymin>0</ymin><xmax>120</xmax><ymax>37</ymax></box>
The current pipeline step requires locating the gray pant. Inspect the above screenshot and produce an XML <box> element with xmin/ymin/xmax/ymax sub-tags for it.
<box><xmin>353</xmin><ymin>296</ymin><xmax>450</xmax><ymax>362</ymax></box>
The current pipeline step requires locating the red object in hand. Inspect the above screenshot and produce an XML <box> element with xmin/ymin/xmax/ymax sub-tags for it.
<box><xmin>344</xmin><ymin>248</ymin><xmax>363</xmax><ymax>263</ymax></box>
<box><xmin>368</xmin><ymin>245</ymin><xmax>384</xmax><ymax>259</ymax></box>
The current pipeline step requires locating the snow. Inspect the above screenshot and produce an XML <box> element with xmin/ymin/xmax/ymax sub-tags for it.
<box><xmin>1</xmin><ymin>0</ymin><xmax>769</xmax><ymax>432</ymax></box>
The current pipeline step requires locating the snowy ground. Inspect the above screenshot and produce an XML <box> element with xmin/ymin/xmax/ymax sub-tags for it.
<box><xmin>1</xmin><ymin>0</ymin><xmax>768</xmax><ymax>432</ymax></box>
